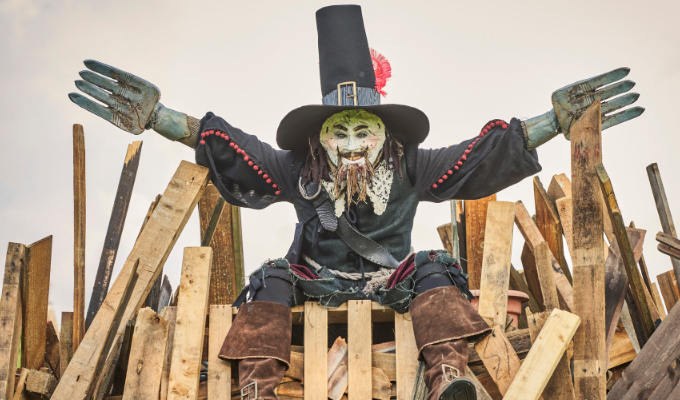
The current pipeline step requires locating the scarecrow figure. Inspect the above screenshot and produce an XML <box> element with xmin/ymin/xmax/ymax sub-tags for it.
<box><xmin>69</xmin><ymin>5</ymin><xmax>643</xmax><ymax>399</ymax></box>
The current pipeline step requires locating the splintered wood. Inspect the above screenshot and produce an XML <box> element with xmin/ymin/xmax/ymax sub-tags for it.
<box><xmin>52</xmin><ymin>161</ymin><xmax>209</xmax><ymax>400</ymax></box>
<box><xmin>570</xmin><ymin>101</ymin><xmax>606</xmax><ymax>398</ymax></box>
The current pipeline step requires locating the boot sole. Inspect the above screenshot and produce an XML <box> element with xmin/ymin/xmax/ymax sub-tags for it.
<box><xmin>439</xmin><ymin>379</ymin><xmax>477</xmax><ymax>400</ymax></box>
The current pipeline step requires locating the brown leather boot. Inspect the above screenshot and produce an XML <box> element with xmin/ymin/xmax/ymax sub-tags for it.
<box><xmin>219</xmin><ymin>301</ymin><xmax>292</xmax><ymax>399</ymax></box>
<box><xmin>410</xmin><ymin>285</ymin><xmax>491</xmax><ymax>400</ymax></box>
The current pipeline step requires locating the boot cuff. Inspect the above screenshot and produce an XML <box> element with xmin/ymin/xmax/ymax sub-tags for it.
<box><xmin>410</xmin><ymin>286</ymin><xmax>490</xmax><ymax>356</ymax></box>
<box><xmin>218</xmin><ymin>300</ymin><xmax>292</xmax><ymax>367</ymax></box>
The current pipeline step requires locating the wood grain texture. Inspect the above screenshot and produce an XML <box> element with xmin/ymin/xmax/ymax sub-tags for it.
<box><xmin>394</xmin><ymin>311</ymin><xmax>418</xmax><ymax>400</ymax></box>
<box><xmin>198</xmin><ymin>184</ymin><xmax>245</xmax><ymax>305</ymax></box>
<box><xmin>650</xmin><ymin>282</ymin><xmax>666</xmax><ymax>317</ymax></box>
<box><xmin>657</xmin><ymin>269</ymin><xmax>679</xmax><ymax>311</ymax></box>
<box><xmin>45</xmin><ymin>321</ymin><xmax>61</xmax><ymax>378</ymax></box>
<box><xmin>555</xmin><ymin>197</ymin><xmax>575</xmax><ymax>255</ymax></box>
<box><xmin>534</xmin><ymin>177</ymin><xmax>572</xmax><ymax>283</ymax></box>
<box><xmin>167</xmin><ymin>247</ymin><xmax>212</xmax><ymax>400</ymax></box>
<box><xmin>86</xmin><ymin>141</ymin><xmax>142</xmax><ymax>330</ymax></box>
<box><xmin>503</xmin><ymin>309</ymin><xmax>580</xmax><ymax>400</ymax></box>
<box><xmin>59</xmin><ymin>312</ymin><xmax>74</xmax><ymax>379</ymax></box>
<box><xmin>208</xmin><ymin>305</ymin><xmax>231</xmax><ymax>400</ymax></box>
<box><xmin>0</xmin><ymin>243</ymin><xmax>26</xmax><ymax>400</ymax></box>
<box><xmin>474</xmin><ymin>326</ymin><xmax>520</xmax><ymax>395</ymax></box>
<box><xmin>21</xmin><ymin>235</ymin><xmax>52</xmax><ymax>370</ymax></box>
<box><xmin>25</xmin><ymin>369</ymin><xmax>57</xmax><ymax>397</ymax></box>
<box><xmin>52</xmin><ymin>161</ymin><xmax>209</xmax><ymax>400</ymax></box>
<box><xmin>609</xmin><ymin>295</ymin><xmax>680</xmax><ymax>398</ymax></box>
<box><xmin>597</xmin><ymin>163</ymin><xmax>656</xmax><ymax>343</ymax></box>
<box><xmin>515</xmin><ymin>201</ymin><xmax>574</xmax><ymax>311</ymax></box>
<box><xmin>465</xmin><ymin>194</ymin><xmax>497</xmax><ymax>289</ymax></box>
<box><xmin>159</xmin><ymin>307</ymin><xmax>177</xmax><ymax>400</ymax></box>
<box><xmin>304</xmin><ymin>302</ymin><xmax>327</xmax><ymax>400</ymax></box>
<box><xmin>122</xmin><ymin>307</ymin><xmax>169</xmax><ymax>400</ymax></box>
<box><xmin>477</xmin><ymin>201</ymin><xmax>515</xmax><ymax>327</ymax></box>
<box><xmin>347</xmin><ymin>300</ymin><xmax>372</xmax><ymax>399</ymax></box>
<box><xmin>73</xmin><ymin>124</ymin><xmax>86</xmax><ymax>351</ymax></box>
<box><xmin>647</xmin><ymin>162</ymin><xmax>680</xmax><ymax>285</ymax></box>
<box><xmin>570</xmin><ymin>101</ymin><xmax>606</xmax><ymax>399</ymax></box>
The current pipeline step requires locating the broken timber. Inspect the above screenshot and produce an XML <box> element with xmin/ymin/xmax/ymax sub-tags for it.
<box><xmin>52</xmin><ymin>161</ymin><xmax>209</xmax><ymax>400</ymax></box>
<box><xmin>570</xmin><ymin>101</ymin><xmax>606</xmax><ymax>399</ymax></box>
<box><xmin>86</xmin><ymin>141</ymin><xmax>142</xmax><ymax>329</ymax></box>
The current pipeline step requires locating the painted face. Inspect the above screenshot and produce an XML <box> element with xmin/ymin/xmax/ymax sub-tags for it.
<box><xmin>319</xmin><ymin>110</ymin><xmax>386</xmax><ymax>167</ymax></box>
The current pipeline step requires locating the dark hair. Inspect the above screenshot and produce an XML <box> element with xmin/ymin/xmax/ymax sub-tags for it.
<box><xmin>300</xmin><ymin>130</ymin><xmax>403</xmax><ymax>186</ymax></box>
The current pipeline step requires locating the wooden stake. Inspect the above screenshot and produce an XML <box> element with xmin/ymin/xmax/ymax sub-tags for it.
<box><xmin>304</xmin><ymin>302</ymin><xmax>327</xmax><ymax>400</ymax></box>
<box><xmin>0</xmin><ymin>243</ymin><xmax>26</xmax><ymax>400</ymax></box>
<box><xmin>570</xmin><ymin>101</ymin><xmax>606</xmax><ymax>398</ymax></box>
<box><xmin>198</xmin><ymin>184</ymin><xmax>245</xmax><ymax>305</ymax></box>
<box><xmin>465</xmin><ymin>194</ymin><xmax>496</xmax><ymax>289</ymax></box>
<box><xmin>59</xmin><ymin>312</ymin><xmax>74</xmax><ymax>378</ymax></box>
<box><xmin>597</xmin><ymin>163</ymin><xmax>656</xmax><ymax>343</ymax></box>
<box><xmin>21</xmin><ymin>235</ymin><xmax>52</xmax><ymax>370</ymax></box>
<box><xmin>647</xmin><ymin>162</ymin><xmax>680</xmax><ymax>286</ymax></box>
<box><xmin>86</xmin><ymin>141</ymin><xmax>142</xmax><ymax>330</ymax></box>
<box><xmin>347</xmin><ymin>300</ymin><xmax>372</xmax><ymax>399</ymax></box>
<box><xmin>73</xmin><ymin>124</ymin><xmax>86</xmax><ymax>350</ymax></box>
<box><xmin>477</xmin><ymin>201</ymin><xmax>515</xmax><ymax>327</ymax></box>
<box><xmin>52</xmin><ymin>161</ymin><xmax>209</xmax><ymax>400</ymax></box>
<box><xmin>534</xmin><ymin>177</ymin><xmax>572</xmax><ymax>283</ymax></box>
<box><xmin>394</xmin><ymin>312</ymin><xmax>418</xmax><ymax>400</ymax></box>
<box><xmin>167</xmin><ymin>247</ymin><xmax>212</xmax><ymax>400</ymax></box>
<box><xmin>208</xmin><ymin>305</ymin><xmax>231</xmax><ymax>400</ymax></box>
<box><xmin>122</xmin><ymin>307</ymin><xmax>169</xmax><ymax>400</ymax></box>
<box><xmin>503</xmin><ymin>309</ymin><xmax>580</xmax><ymax>400</ymax></box>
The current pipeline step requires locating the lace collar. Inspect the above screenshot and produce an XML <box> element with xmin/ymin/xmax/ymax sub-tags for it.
<box><xmin>320</xmin><ymin>161</ymin><xmax>394</xmax><ymax>217</ymax></box>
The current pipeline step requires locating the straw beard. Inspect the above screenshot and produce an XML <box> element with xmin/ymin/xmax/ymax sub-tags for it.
<box><xmin>332</xmin><ymin>151</ymin><xmax>376</xmax><ymax>207</ymax></box>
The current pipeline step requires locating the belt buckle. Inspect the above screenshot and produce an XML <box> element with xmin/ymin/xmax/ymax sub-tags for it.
<box><xmin>241</xmin><ymin>382</ymin><xmax>257</xmax><ymax>399</ymax></box>
<box><xmin>337</xmin><ymin>81</ymin><xmax>358</xmax><ymax>106</ymax></box>
<box><xmin>442</xmin><ymin>364</ymin><xmax>461</xmax><ymax>382</ymax></box>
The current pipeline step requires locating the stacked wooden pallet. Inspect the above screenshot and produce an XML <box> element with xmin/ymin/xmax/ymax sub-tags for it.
<box><xmin>1</xmin><ymin>101</ymin><xmax>680</xmax><ymax>399</ymax></box>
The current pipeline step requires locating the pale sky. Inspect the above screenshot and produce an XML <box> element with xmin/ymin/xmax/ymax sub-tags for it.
<box><xmin>1</xmin><ymin>0</ymin><xmax>679</xmax><ymax>321</ymax></box>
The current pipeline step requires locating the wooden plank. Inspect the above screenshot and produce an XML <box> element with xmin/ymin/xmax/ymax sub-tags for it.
<box><xmin>25</xmin><ymin>369</ymin><xmax>57</xmax><ymax>397</ymax></box>
<box><xmin>327</xmin><ymin>337</ymin><xmax>348</xmax><ymax>400</ymax></box>
<box><xmin>52</xmin><ymin>161</ymin><xmax>209</xmax><ymax>400</ymax></box>
<box><xmin>607</xmin><ymin>326</ymin><xmax>636</xmax><ymax>369</ymax></box>
<box><xmin>547</xmin><ymin>173</ymin><xmax>572</xmax><ymax>199</ymax></box>
<box><xmin>304</xmin><ymin>302</ymin><xmax>327</xmax><ymax>400</ymax></box>
<box><xmin>657</xmin><ymin>270</ymin><xmax>679</xmax><ymax>310</ymax></box>
<box><xmin>520</xmin><ymin>243</ymin><xmax>545</xmax><ymax>309</ymax></box>
<box><xmin>59</xmin><ymin>312</ymin><xmax>74</xmax><ymax>379</ymax></box>
<box><xmin>394</xmin><ymin>311</ymin><xmax>418</xmax><ymax>400</ymax></box>
<box><xmin>509</xmin><ymin>265</ymin><xmax>541</xmax><ymax>313</ymax></box>
<box><xmin>477</xmin><ymin>201</ymin><xmax>515</xmax><ymax>327</ymax></box>
<box><xmin>158</xmin><ymin>275</ymin><xmax>172</xmax><ymax>312</ymax></box>
<box><xmin>515</xmin><ymin>201</ymin><xmax>574</xmax><ymax>311</ymax></box>
<box><xmin>534</xmin><ymin>177</ymin><xmax>572</xmax><ymax>283</ymax></box>
<box><xmin>650</xmin><ymin>282</ymin><xmax>666</xmax><ymax>318</ymax></box>
<box><xmin>534</xmin><ymin>242</ymin><xmax>559</xmax><ymax>310</ymax></box>
<box><xmin>86</xmin><ymin>141</ymin><xmax>142</xmax><ymax>330</ymax></box>
<box><xmin>111</xmin><ymin>321</ymin><xmax>135</xmax><ymax>395</ymax></box>
<box><xmin>198</xmin><ymin>184</ymin><xmax>245</xmax><ymax>304</ymax></box>
<box><xmin>347</xmin><ymin>300</ymin><xmax>372</xmax><ymax>399</ymax></box>
<box><xmin>11</xmin><ymin>369</ymin><xmax>28</xmax><ymax>400</ymax></box>
<box><xmin>504</xmin><ymin>309</ymin><xmax>580</xmax><ymax>400</ymax></box>
<box><xmin>609</xmin><ymin>295</ymin><xmax>680</xmax><ymax>398</ymax></box>
<box><xmin>570</xmin><ymin>101</ymin><xmax>606</xmax><ymax>399</ymax></box>
<box><xmin>629</xmin><ymin>221</ymin><xmax>653</xmax><ymax>293</ymax></box>
<box><xmin>647</xmin><ymin>162</ymin><xmax>680</xmax><ymax>285</ymax></box>
<box><xmin>474</xmin><ymin>326</ymin><xmax>521</xmax><ymax>395</ymax></box>
<box><xmin>21</xmin><ymin>236</ymin><xmax>52</xmax><ymax>370</ymax></box>
<box><xmin>45</xmin><ymin>321</ymin><xmax>61</xmax><ymax>378</ymax></box>
<box><xmin>436</xmin><ymin>223</ymin><xmax>454</xmax><ymax>255</ymax></box>
<box><xmin>597</xmin><ymin>163</ymin><xmax>656</xmax><ymax>343</ymax></box>
<box><xmin>555</xmin><ymin>197</ymin><xmax>574</xmax><ymax>255</ymax></box>
<box><xmin>122</xmin><ymin>307</ymin><xmax>169</xmax><ymax>400</ymax></box>
<box><xmin>0</xmin><ymin>243</ymin><xmax>26</xmax><ymax>400</ymax></box>
<box><xmin>208</xmin><ymin>305</ymin><xmax>231</xmax><ymax>400</ymax></box>
<box><xmin>73</xmin><ymin>124</ymin><xmax>86</xmax><ymax>350</ymax></box>
<box><xmin>167</xmin><ymin>247</ymin><xmax>212</xmax><ymax>400</ymax></box>
<box><xmin>465</xmin><ymin>194</ymin><xmax>496</xmax><ymax>289</ymax></box>
<box><xmin>159</xmin><ymin>307</ymin><xmax>177</xmax><ymax>400</ymax></box>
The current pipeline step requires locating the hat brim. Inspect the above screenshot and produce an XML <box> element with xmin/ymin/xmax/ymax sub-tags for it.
<box><xmin>276</xmin><ymin>104</ymin><xmax>429</xmax><ymax>152</ymax></box>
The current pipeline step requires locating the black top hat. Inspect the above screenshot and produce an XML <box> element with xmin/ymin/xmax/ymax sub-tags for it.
<box><xmin>276</xmin><ymin>4</ymin><xmax>429</xmax><ymax>152</ymax></box>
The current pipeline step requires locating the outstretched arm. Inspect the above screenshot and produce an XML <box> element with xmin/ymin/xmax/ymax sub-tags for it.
<box><xmin>523</xmin><ymin>67</ymin><xmax>644</xmax><ymax>149</ymax></box>
<box><xmin>68</xmin><ymin>60</ymin><xmax>200</xmax><ymax>147</ymax></box>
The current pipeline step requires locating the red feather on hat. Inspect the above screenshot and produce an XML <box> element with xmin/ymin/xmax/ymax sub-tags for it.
<box><xmin>370</xmin><ymin>48</ymin><xmax>391</xmax><ymax>96</ymax></box>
